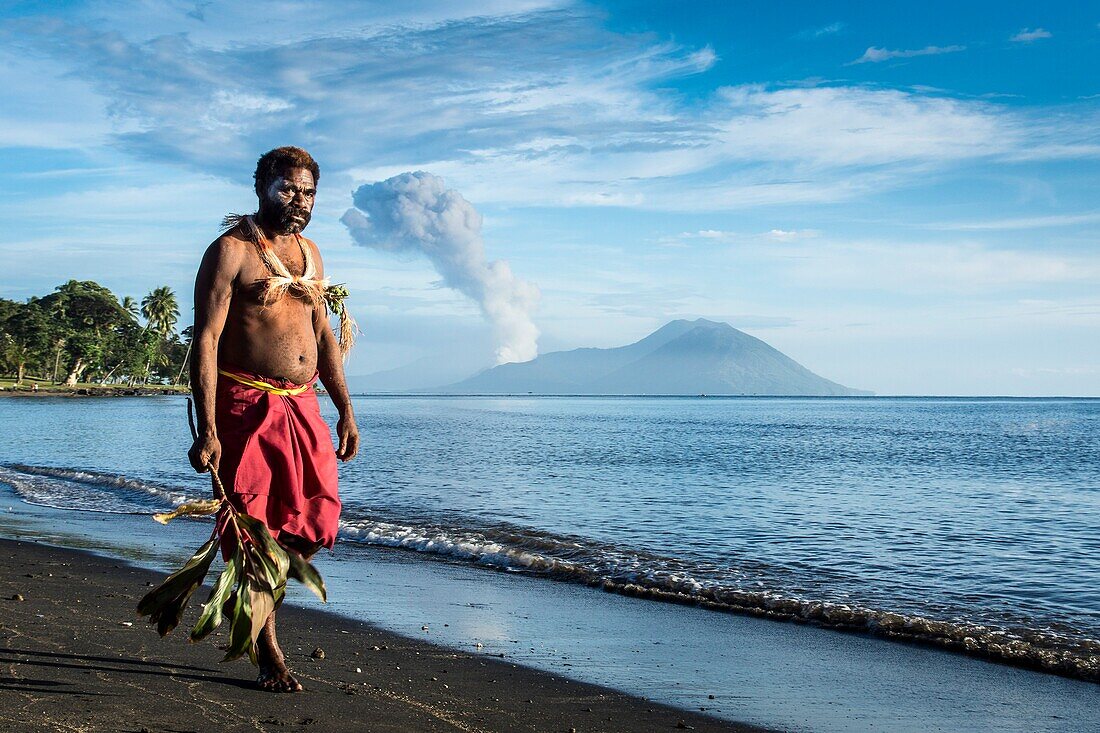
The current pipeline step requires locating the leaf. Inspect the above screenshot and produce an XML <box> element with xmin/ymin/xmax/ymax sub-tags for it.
<box><xmin>222</xmin><ymin>577</ymin><xmax>254</xmax><ymax>662</ymax></box>
<box><xmin>143</xmin><ymin>510</ymin><xmax>329</xmax><ymax>660</ymax></box>
<box><xmin>153</xmin><ymin>499</ymin><xmax>223</xmax><ymax>525</ymax></box>
<box><xmin>240</xmin><ymin>535</ymin><xmax>283</xmax><ymax>596</ymax></box>
<box><xmin>287</xmin><ymin>549</ymin><xmax>327</xmax><ymax>603</ymax></box>
<box><xmin>190</xmin><ymin>552</ymin><xmax>241</xmax><ymax>642</ymax></box>
<box><xmin>137</xmin><ymin>535</ymin><xmax>220</xmax><ymax>635</ymax></box>
<box><xmin>237</xmin><ymin>514</ymin><xmax>290</xmax><ymax>585</ymax></box>
<box><xmin>153</xmin><ymin>594</ymin><xmax>189</xmax><ymax>638</ymax></box>
<box><xmin>137</xmin><ymin>534</ymin><xmax>219</xmax><ymax>615</ymax></box>
<box><xmin>248</xmin><ymin>580</ymin><xmax>276</xmax><ymax>647</ymax></box>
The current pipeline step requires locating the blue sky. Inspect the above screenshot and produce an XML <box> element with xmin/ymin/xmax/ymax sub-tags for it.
<box><xmin>3</xmin><ymin>1</ymin><xmax>1099</xmax><ymax>394</ymax></box>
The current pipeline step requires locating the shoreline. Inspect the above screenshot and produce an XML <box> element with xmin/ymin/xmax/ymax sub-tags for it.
<box><xmin>4</xmin><ymin>396</ymin><xmax>1100</xmax><ymax>732</ymax></box>
<box><xmin>0</xmin><ymin>386</ymin><xmax>188</xmax><ymax>398</ymax></box>
<box><xmin>2</xmin><ymin>485</ymin><xmax>1099</xmax><ymax>732</ymax></box>
<box><xmin>6</xmin><ymin>388</ymin><xmax>1098</xmax><ymax>400</ymax></box>
<box><xmin>0</xmin><ymin>537</ymin><xmax>760</xmax><ymax>733</ymax></box>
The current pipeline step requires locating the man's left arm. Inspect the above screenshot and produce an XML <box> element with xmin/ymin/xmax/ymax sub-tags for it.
<box><xmin>310</xmin><ymin>243</ymin><xmax>359</xmax><ymax>461</ymax></box>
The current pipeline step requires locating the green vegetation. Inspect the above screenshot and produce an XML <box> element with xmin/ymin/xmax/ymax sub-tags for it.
<box><xmin>139</xmin><ymin>478</ymin><xmax>326</xmax><ymax>661</ymax></box>
<box><xmin>139</xmin><ymin>502</ymin><xmax>327</xmax><ymax>662</ymax></box>
<box><xmin>0</xmin><ymin>280</ymin><xmax>190</xmax><ymax>389</ymax></box>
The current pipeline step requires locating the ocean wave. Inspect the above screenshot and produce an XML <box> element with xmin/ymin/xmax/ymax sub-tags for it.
<box><xmin>338</xmin><ymin>515</ymin><xmax>1100</xmax><ymax>682</ymax></box>
<box><xmin>1</xmin><ymin>463</ymin><xmax>1097</xmax><ymax>681</ymax></box>
<box><xmin>0</xmin><ymin>463</ymin><xmax>196</xmax><ymax>514</ymax></box>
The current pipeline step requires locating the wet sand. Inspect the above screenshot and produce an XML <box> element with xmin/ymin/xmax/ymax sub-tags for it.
<box><xmin>0</xmin><ymin>538</ymin><xmax>764</xmax><ymax>733</ymax></box>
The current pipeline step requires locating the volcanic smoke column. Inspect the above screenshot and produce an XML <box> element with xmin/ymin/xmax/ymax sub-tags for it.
<box><xmin>341</xmin><ymin>171</ymin><xmax>540</xmax><ymax>364</ymax></box>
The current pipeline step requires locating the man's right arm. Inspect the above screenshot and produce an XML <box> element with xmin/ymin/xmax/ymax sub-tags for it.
<box><xmin>187</xmin><ymin>237</ymin><xmax>240</xmax><ymax>478</ymax></box>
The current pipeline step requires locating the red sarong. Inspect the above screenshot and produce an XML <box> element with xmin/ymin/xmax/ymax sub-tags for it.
<box><xmin>214</xmin><ymin>365</ymin><xmax>341</xmax><ymax>553</ymax></box>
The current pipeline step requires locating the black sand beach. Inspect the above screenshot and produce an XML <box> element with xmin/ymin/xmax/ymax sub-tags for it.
<box><xmin>0</xmin><ymin>538</ymin><xmax>763</xmax><ymax>733</ymax></box>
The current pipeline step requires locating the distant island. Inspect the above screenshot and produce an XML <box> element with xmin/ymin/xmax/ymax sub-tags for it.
<box><xmin>352</xmin><ymin>319</ymin><xmax>871</xmax><ymax>396</ymax></box>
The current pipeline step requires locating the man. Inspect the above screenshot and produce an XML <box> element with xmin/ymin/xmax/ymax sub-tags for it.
<box><xmin>188</xmin><ymin>146</ymin><xmax>358</xmax><ymax>692</ymax></box>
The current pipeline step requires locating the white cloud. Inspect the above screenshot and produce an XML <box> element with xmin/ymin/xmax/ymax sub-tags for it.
<box><xmin>781</xmin><ymin>239</ymin><xmax>1100</xmax><ymax>293</ymax></box>
<box><xmin>794</xmin><ymin>22</ymin><xmax>845</xmax><ymax>39</ymax></box>
<box><xmin>663</xmin><ymin>227</ymin><xmax>821</xmax><ymax>246</ymax></box>
<box><xmin>0</xmin><ymin>174</ymin><xmax>244</xmax><ymax>226</ymax></box>
<box><xmin>562</xmin><ymin>192</ymin><xmax>646</xmax><ymax>207</ymax></box>
<box><xmin>850</xmin><ymin>45</ymin><xmax>966</xmax><ymax>64</ymax></box>
<box><xmin>1011</xmin><ymin>28</ymin><xmax>1052</xmax><ymax>43</ymax></box>
<box><xmin>5</xmin><ymin>8</ymin><xmax>716</xmax><ymax>184</ymax></box>
<box><xmin>64</xmin><ymin>0</ymin><xmax>570</xmax><ymax>46</ymax></box>
<box><xmin>765</xmin><ymin>229</ymin><xmax>820</xmax><ymax>241</ymax></box>
<box><xmin>711</xmin><ymin>85</ymin><xmax>1010</xmax><ymax>167</ymax></box>
<box><xmin>4</xmin><ymin>5</ymin><xmax>1097</xmax><ymax>216</ymax></box>
<box><xmin>0</xmin><ymin>50</ymin><xmax>112</xmax><ymax>148</ymax></box>
<box><xmin>375</xmin><ymin>80</ymin><xmax>1060</xmax><ymax>211</ymax></box>
<box><xmin>924</xmin><ymin>212</ymin><xmax>1100</xmax><ymax>231</ymax></box>
<box><xmin>664</xmin><ymin>229</ymin><xmax>739</xmax><ymax>245</ymax></box>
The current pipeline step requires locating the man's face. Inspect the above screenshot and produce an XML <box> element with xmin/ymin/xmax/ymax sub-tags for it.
<box><xmin>259</xmin><ymin>167</ymin><xmax>316</xmax><ymax>235</ymax></box>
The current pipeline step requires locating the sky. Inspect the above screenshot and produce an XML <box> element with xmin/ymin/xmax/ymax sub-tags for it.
<box><xmin>2</xmin><ymin>0</ymin><xmax>1099</xmax><ymax>395</ymax></box>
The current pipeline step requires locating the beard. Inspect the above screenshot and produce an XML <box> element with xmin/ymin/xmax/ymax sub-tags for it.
<box><xmin>258</xmin><ymin>197</ymin><xmax>311</xmax><ymax>235</ymax></box>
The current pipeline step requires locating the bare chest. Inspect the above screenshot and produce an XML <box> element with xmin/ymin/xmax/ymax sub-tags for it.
<box><xmin>234</xmin><ymin>241</ymin><xmax>313</xmax><ymax>305</ymax></box>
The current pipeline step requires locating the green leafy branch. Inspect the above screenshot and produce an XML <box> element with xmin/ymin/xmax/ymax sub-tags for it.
<box><xmin>136</xmin><ymin>399</ymin><xmax>327</xmax><ymax>663</ymax></box>
<box><xmin>323</xmin><ymin>283</ymin><xmax>358</xmax><ymax>358</ymax></box>
<box><xmin>323</xmin><ymin>284</ymin><xmax>350</xmax><ymax>317</ymax></box>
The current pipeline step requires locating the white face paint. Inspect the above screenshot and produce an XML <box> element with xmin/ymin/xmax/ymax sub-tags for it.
<box><xmin>260</xmin><ymin>167</ymin><xmax>316</xmax><ymax>234</ymax></box>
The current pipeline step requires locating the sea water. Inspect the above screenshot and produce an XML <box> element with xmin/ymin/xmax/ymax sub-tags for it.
<box><xmin>1</xmin><ymin>395</ymin><xmax>1098</xmax><ymax>728</ymax></box>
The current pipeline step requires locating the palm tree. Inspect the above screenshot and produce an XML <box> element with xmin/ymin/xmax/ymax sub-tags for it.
<box><xmin>175</xmin><ymin>325</ymin><xmax>193</xmax><ymax>385</ymax></box>
<box><xmin>121</xmin><ymin>296</ymin><xmax>140</xmax><ymax>323</ymax></box>
<box><xmin>141</xmin><ymin>287</ymin><xmax>179</xmax><ymax>338</ymax></box>
<box><xmin>140</xmin><ymin>287</ymin><xmax>179</xmax><ymax>384</ymax></box>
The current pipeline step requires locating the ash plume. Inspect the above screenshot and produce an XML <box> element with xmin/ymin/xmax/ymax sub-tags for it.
<box><xmin>341</xmin><ymin>171</ymin><xmax>539</xmax><ymax>364</ymax></box>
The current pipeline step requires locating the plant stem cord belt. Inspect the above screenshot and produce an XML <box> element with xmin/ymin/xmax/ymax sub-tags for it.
<box><xmin>215</xmin><ymin>368</ymin><xmax>311</xmax><ymax>397</ymax></box>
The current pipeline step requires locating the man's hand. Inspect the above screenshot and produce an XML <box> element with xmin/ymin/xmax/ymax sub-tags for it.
<box><xmin>336</xmin><ymin>415</ymin><xmax>359</xmax><ymax>462</ymax></box>
<box><xmin>188</xmin><ymin>435</ymin><xmax>222</xmax><ymax>474</ymax></box>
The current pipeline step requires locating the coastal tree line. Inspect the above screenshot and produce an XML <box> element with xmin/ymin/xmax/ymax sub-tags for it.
<box><xmin>0</xmin><ymin>280</ymin><xmax>190</xmax><ymax>387</ymax></box>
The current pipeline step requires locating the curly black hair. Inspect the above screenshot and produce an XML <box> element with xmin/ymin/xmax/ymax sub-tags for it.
<box><xmin>254</xmin><ymin>146</ymin><xmax>320</xmax><ymax>196</ymax></box>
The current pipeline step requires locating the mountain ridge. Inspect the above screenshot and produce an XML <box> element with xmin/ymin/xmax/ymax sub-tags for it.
<box><xmin>440</xmin><ymin>318</ymin><xmax>871</xmax><ymax>396</ymax></box>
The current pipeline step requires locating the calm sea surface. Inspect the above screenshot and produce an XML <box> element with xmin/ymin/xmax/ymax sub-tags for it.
<box><xmin>2</xmin><ymin>395</ymin><xmax>1098</xmax><ymax>670</ymax></box>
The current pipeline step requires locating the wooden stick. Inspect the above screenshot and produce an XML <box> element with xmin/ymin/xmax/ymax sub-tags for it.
<box><xmin>187</xmin><ymin>397</ymin><xmax>226</xmax><ymax>501</ymax></box>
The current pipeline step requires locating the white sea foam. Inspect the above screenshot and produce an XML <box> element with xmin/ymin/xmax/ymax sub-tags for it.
<box><xmin>0</xmin><ymin>464</ymin><xmax>195</xmax><ymax>513</ymax></box>
<box><xmin>2</xmin><ymin>462</ymin><xmax>1097</xmax><ymax>680</ymax></box>
<box><xmin>336</xmin><ymin>514</ymin><xmax>1100</xmax><ymax>681</ymax></box>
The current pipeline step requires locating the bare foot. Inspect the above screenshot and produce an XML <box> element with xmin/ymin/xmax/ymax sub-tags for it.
<box><xmin>255</xmin><ymin>609</ymin><xmax>303</xmax><ymax>693</ymax></box>
<box><xmin>256</xmin><ymin>663</ymin><xmax>303</xmax><ymax>693</ymax></box>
